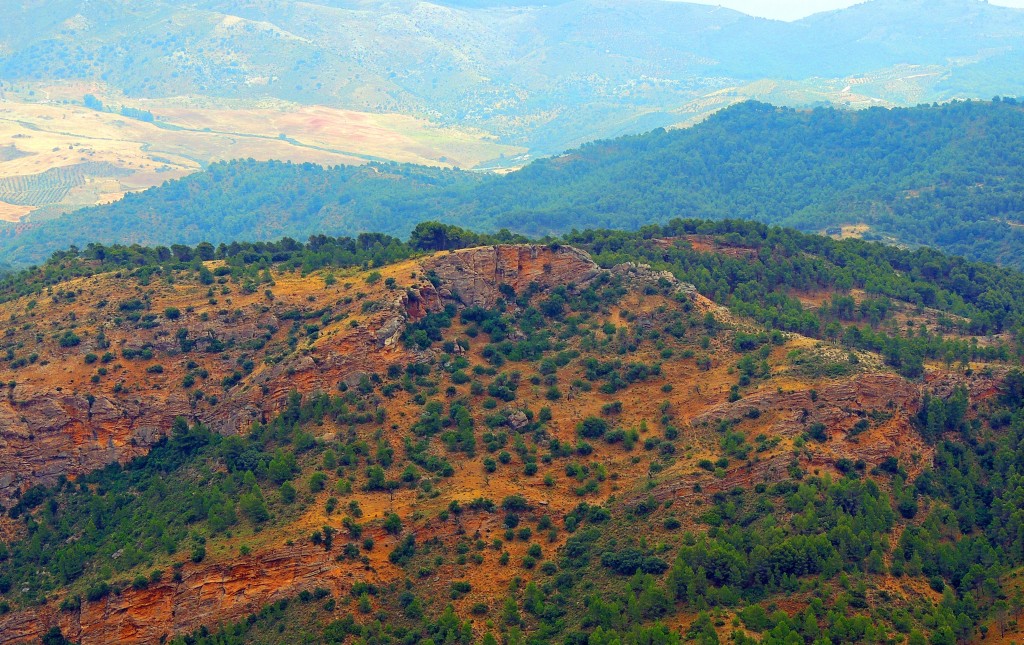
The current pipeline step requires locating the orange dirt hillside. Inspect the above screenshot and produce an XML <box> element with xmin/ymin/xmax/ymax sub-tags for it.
<box><xmin>0</xmin><ymin>243</ymin><xmax>1000</xmax><ymax>644</ymax></box>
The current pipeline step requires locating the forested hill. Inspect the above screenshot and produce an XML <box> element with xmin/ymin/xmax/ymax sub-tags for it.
<box><xmin>474</xmin><ymin>98</ymin><xmax>1024</xmax><ymax>262</ymax></box>
<box><xmin>4</xmin><ymin>99</ymin><xmax>1024</xmax><ymax>267</ymax></box>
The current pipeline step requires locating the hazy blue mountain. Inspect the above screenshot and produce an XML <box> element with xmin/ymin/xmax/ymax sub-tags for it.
<box><xmin>2</xmin><ymin>0</ymin><xmax>1023</xmax><ymax>153</ymax></box>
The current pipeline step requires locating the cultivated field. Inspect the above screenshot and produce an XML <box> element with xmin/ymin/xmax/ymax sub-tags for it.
<box><xmin>0</xmin><ymin>87</ymin><xmax>523</xmax><ymax>222</ymax></box>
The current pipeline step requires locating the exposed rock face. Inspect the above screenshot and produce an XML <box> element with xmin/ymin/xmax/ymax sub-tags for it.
<box><xmin>925</xmin><ymin>368</ymin><xmax>1005</xmax><ymax>401</ymax></box>
<box><xmin>688</xmin><ymin>373</ymin><xmax>920</xmax><ymax>432</ymax></box>
<box><xmin>610</xmin><ymin>262</ymin><xmax>697</xmax><ymax>298</ymax></box>
<box><xmin>375</xmin><ymin>285</ymin><xmax>443</xmax><ymax>349</ymax></box>
<box><xmin>635</xmin><ymin>373</ymin><xmax>933</xmax><ymax>506</ymax></box>
<box><xmin>0</xmin><ymin>387</ymin><xmax>192</xmax><ymax>501</ymax></box>
<box><xmin>0</xmin><ymin>543</ymin><xmax>342</xmax><ymax>645</ymax></box>
<box><xmin>504</xmin><ymin>407</ymin><xmax>530</xmax><ymax>431</ymax></box>
<box><xmin>0</xmin><ymin>274</ymin><xmax>447</xmax><ymax>505</ymax></box>
<box><xmin>421</xmin><ymin>244</ymin><xmax>697</xmax><ymax>310</ymax></box>
<box><xmin>422</xmin><ymin>244</ymin><xmax>603</xmax><ymax>308</ymax></box>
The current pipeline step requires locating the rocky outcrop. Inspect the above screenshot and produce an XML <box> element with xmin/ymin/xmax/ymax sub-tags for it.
<box><xmin>422</xmin><ymin>244</ymin><xmax>697</xmax><ymax>310</ymax></box>
<box><xmin>925</xmin><ymin>369</ymin><xmax>1005</xmax><ymax>401</ymax></box>
<box><xmin>0</xmin><ymin>543</ymin><xmax>348</xmax><ymax>645</ymax></box>
<box><xmin>422</xmin><ymin>244</ymin><xmax>603</xmax><ymax>309</ymax></box>
<box><xmin>610</xmin><ymin>262</ymin><xmax>697</xmax><ymax>298</ymax></box>
<box><xmin>504</xmin><ymin>407</ymin><xmax>530</xmax><ymax>431</ymax></box>
<box><xmin>689</xmin><ymin>373</ymin><xmax>920</xmax><ymax>432</ymax></box>
<box><xmin>0</xmin><ymin>387</ymin><xmax>192</xmax><ymax>501</ymax></box>
<box><xmin>122</xmin><ymin>312</ymin><xmax>279</xmax><ymax>355</ymax></box>
<box><xmin>636</xmin><ymin>373</ymin><xmax>931</xmax><ymax>506</ymax></box>
<box><xmin>400</xmin><ymin>285</ymin><xmax>442</xmax><ymax>322</ymax></box>
<box><xmin>374</xmin><ymin>284</ymin><xmax>444</xmax><ymax>349</ymax></box>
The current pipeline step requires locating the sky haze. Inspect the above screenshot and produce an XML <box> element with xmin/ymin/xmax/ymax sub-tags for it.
<box><xmin>686</xmin><ymin>0</ymin><xmax>1024</xmax><ymax>21</ymax></box>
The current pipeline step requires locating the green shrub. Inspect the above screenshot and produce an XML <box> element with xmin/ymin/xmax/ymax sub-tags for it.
<box><xmin>308</xmin><ymin>472</ymin><xmax>328</xmax><ymax>493</ymax></box>
<box><xmin>577</xmin><ymin>417</ymin><xmax>608</xmax><ymax>439</ymax></box>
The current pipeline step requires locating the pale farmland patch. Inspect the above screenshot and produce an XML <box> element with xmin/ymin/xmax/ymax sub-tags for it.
<box><xmin>0</xmin><ymin>92</ymin><xmax>522</xmax><ymax>222</ymax></box>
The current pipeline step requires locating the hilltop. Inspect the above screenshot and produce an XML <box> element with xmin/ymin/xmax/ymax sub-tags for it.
<box><xmin>6</xmin><ymin>100</ymin><xmax>1024</xmax><ymax>267</ymax></box>
<box><xmin>2</xmin><ymin>222</ymin><xmax>1024</xmax><ymax>642</ymax></box>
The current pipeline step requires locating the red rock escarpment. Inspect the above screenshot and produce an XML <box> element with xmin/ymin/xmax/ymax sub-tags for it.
<box><xmin>636</xmin><ymin>373</ymin><xmax>932</xmax><ymax>506</ymax></box>
<box><xmin>0</xmin><ymin>278</ymin><xmax>444</xmax><ymax>506</ymax></box>
<box><xmin>0</xmin><ymin>543</ymin><xmax>343</xmax><ymax>645</ymax></box>
<box><xmin>422</xmin><ymin>244</ymin><xmax>603</xmax><ymax>309</ymax></box>
<box><xmin>0</xmin><ymin>387</ymin><xmax>192</xmax><ymax>502</ymax></box>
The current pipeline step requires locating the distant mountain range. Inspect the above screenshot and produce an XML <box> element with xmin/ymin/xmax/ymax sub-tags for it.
<box><xmin>2</xmin><ymin>0</ymin><xmax>1023</xmax><ymax>153</ymax></box>
<box><xmin>5</xmin><ymin>99</ymin><xmax>1024</xmax><ymax>268</ymax></box>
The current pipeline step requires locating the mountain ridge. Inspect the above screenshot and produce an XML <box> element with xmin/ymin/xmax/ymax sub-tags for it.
<box><xmin>2</xmin><ymin>0</ymin><xmax>1022</xmax><ymax>153</ymax></box>
<box><xmin>5</xmin><ymin>99</ymin><xmax>1024</xmax><ymax>268</ymax></box>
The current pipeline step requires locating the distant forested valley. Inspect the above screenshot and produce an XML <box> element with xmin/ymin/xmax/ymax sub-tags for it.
<box><xmin>4</xmin><ymin>99</ymin><xmax>1024</xmax><ymax>267</ymax></box>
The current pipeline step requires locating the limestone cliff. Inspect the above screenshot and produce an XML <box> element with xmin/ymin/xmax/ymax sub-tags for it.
<box><xmin>422</xmin><ymin>244</ymin><xmax>604</xmax><ymax>309</ymax></box>
<box><xmin>0</xmin><ymin>544</ymin><xmax>334</xmax><ymax>644</ymax></box>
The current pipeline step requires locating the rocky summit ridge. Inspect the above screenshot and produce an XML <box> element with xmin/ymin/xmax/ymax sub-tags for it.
<box><xmin>0</xmin><ymin>245</ymin><xmax>623</xmax><ymax>504</ymax></box>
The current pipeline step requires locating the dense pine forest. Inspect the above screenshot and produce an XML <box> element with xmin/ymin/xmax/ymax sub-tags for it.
<box><xmin>4</xmin><ymin>99</ymin><xmax>1024</xmax><ymax>267</ymax></box>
